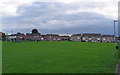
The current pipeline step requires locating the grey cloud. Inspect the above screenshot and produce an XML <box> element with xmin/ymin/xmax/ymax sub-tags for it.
<box><xmin>2</xmin><ymin>2</ymin><xmax>114</xmax><ymax>35</ymax></box>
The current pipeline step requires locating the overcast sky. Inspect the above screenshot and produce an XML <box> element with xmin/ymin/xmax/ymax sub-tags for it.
<box><xmin>0</xmin><ymin>0</ymin><xmax>119</xmax><ymax>35</ymax></box>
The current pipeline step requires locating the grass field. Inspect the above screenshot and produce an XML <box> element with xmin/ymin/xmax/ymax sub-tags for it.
<box><xmin>2</xmin><ymin>41</ymin><xmax>118</xmax><ymax>73</ymax></box>
<box><xmin>0</xmin><ymin>41</ymin><xmax>2</xmax><ymax>74</ymax></box>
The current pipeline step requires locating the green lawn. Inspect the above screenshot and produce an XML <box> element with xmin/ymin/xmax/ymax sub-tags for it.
<box><xmin>2</xmin><ymin>41</ymin><xmax>118</xmax><ymax>73</ymax></box>
<box><xmin>0</xmin><ymin>41</ymin><xmax>2</xmax><ymax>74</ymax></box>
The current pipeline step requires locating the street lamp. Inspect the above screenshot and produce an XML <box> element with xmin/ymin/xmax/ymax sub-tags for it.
<box><xmin>114</xmin><ymin>20</ymin><xmax>118</xmax><ymax>55</ymax></box>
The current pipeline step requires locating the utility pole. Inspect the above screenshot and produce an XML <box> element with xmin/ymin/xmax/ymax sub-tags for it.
<box><xmin>114</xmin><ymin>20</ymin><xmax>118</xmax><ymax>55</ymax></box>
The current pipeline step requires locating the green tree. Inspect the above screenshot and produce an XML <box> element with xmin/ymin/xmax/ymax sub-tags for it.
<box><xmin>2</xmin><ymin>33</ymin><xmax>6</xmax><ymax>41</ymax></box>
<box><xmin>32</xmin><ymin>29</ymin><xmax>39</xmax><ymax>34</ymax></box>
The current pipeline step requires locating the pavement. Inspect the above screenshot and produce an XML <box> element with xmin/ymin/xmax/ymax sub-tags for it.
<box><xmin>115</xmin><ymin>60</ymin><xmax>120</xmax><ymax>75</ymax></box>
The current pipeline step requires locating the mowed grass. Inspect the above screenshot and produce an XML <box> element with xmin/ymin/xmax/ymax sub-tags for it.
<box><xmin>0</xmin><ymin>41</ymin><xmax>2</xmax><ymax>74</ymax></box>
<box><xmin>2</xmin><ymin>41</ymin><xmax>118</xmax><ymax>73</ymax></box>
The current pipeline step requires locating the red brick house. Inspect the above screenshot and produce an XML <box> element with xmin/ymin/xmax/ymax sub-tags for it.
<box><xmin>41</xmin><ymin>35</ymin><xmax>45</xmax><ymax>41</ymax></box>
<box><xmin>0</xmin><ymin>32</ymin><xmax>2</xmax><ymax>40</ymax></box>
<box><xmin>16</xmin><ymin>33</ymin><xmax>25</xmax><ymax>41</ymax></box>
<box><xmin>60</xmin><ymin>36</ymin><xmax>70</xmax><ymax>41</ymax></box>
<box><xmin>44</xmin><ymin>34</ymin><xmax>60</xmax><ymax>41</ymax></box>
<box><xmin>25</xmin><ymin>33</ymin><xmax>41</xmax><ymax>41</ymax></box>
<box><xmin>0</xmin><ymin>32</ymin><xmax>2</xmax><ymax>36</ymax></box>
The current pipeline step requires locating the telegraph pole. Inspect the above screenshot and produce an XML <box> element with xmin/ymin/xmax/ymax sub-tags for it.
<box><xmin>114</xmin><ymin>20</ymin><xmax>118</xmax><ymax>55</ymax></box>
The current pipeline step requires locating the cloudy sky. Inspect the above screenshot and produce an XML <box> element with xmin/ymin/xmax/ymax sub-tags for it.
<box><xmin>0</xmin><ymin>0</ymin><xmax>119</xmax><ymax>35</ymax></box>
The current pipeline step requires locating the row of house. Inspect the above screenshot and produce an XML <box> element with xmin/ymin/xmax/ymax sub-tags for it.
<box><xmin>5</xmin><ymin>32</ymin><xmax>119</xmax><ymax>43</ymax></box>
<box><xmin>71</xmin><ymin>33</ymin><xmax>115</xmax><ymax>42</ymax></box>
<box><xmin>0</xmin><ymin>29</ymin><xmax>119</xmax><ymax>42</ymax></box>
<box><xmin>7</xmin><ymin>33</ymin><xmax>71</xmax><ymax>42</ymax></box>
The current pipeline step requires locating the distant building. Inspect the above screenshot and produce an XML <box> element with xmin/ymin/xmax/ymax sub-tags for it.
<box><xmin>116</xmin><ymin>37</ymin><xmax>120</xmax><ymax>42</ymax></box>
<box><xmin>82</xmin><ymin>33</ymin><xmax>101</xmax><ymax>42</ymax></box>
<box><xmin>2</xmin><ymin>29</ymin><xmax>117</xmax><ymax>43</ymax></box>
<box><xmin>25</xmin><ymin>33</ymin><xmax>41</xmax><ymax>41</ymax></box>
<box><xmin>59</xmin><ymin>34</ymin><xmax>72</xmax><ymax>37</ymax></box>
<box><xmin>0</xmin><ymin>32</ymin><xmax>2</xmax><ymax>40</ymax></box>
<box><xmin>116</xmin><ymin>37</ymin><xmax>119</xmax><ymax>40</ymax></box>
<box><xmin>7</xmin><ymin>34</ymin><xmax>17</xmax><ymax>41</ymax></box>
<box><xmin>101</xmin><ymin>35</ymin><xmax>114</xmax><ymax>42</ymax></box>
<box><xmin>60</xmin><ymin>36</ymin><xmax>70</xmax><ymax>41</ymax></box>
<box><xmin>16</xmin><ymin>33</ymin><xmax>25</xmax><ymax>41</ymax></box>
<box><xmin>71</xmin><ymin>34</ymin><xmax>81</xmax><ymax>41</ymax></box>
<box><xmin>24</xmin><ymin>29</ymin><xmax>41</xmax><ymax>41</ymax></box>
<box><xmin>41</xmin><ymin>35</ymin><xmax>45</xmax><ymax>41</ymax></box>
<box><xmin>0</xmin><ymin>32</ymin><xmax>2</xmax><ymax>36</ymax></box>
<box><xmin>45</xmin><ymin>34</ymin><xmax>60</xmax><ymax>41</ymax></box>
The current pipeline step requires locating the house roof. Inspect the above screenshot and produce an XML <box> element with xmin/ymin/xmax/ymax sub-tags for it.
<box><xmin>41</xmin><ymin>35</ymin><xmax>45</xmax><ymax>37</ymax></box>
<box><xmin>82</xmin><ymin>33</ymin><xmax>101</xmax><ymax>36</ymax></box>
<box><xmin>7</xmin><ymin>34</ymin><xmax>17</xmax><ymax>36</ymax></box>
<box><xmin>102</xmin><ymin>35</ymin><xmax>114</xmax><ymax>37</ymax></box>
<box><xmin>46</xmin><ymin>34</ymin><xmax>60</xmax><ymax>36</ymax></box>
<box><xmin>60</xmin><ymin>36</ymin><xmax>69</xmax><ymax>37</ymax></box>
<box><xmin>0</xmin><ymin>32</ymin><xmax>2</xmax><ymax>36</ymax></box>
<box><xmin>116</xmin><ymin>37</ymin><xmax>120</xmax><ymax>40</ymax></box>
<box><xmin>17</xmin><ymin>33</ymin><xmax>25</xmax><ymax>36</ymax></box>
<box><xmin>71</xmin><ymin>34</ymin><xmax>81</xmax><ymax>36</ymax></box>
<box><xmin>26</xmin><ymin>33</ymin><xmax>40</xmax><ymax>36</ymax></box>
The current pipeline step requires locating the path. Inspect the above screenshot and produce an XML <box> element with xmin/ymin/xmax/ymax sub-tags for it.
<box><xmin>115</xmin><ymin>60</ymin><xmax>120</xmax><ymax>75</ymax></box>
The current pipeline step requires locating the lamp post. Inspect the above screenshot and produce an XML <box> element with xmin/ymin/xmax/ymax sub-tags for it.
<box><xmin>114</xmin><ymin>20</ymin><xmax>118</xmax><ymax>55</ymax></box>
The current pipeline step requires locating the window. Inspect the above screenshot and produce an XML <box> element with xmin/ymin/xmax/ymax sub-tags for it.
<box><xmin>86</xmin><ymin>40</ymin><xmax>88</xmax><ymax>42</ymax></box>
<box><xmin>77</xmin><ymin>36</ymin><xmax>80</xmax><ymax>40</ymax></box>
<box><xmin>83</xmin><ymin>37</ymin><xmax>85</xmax><ymax>40</ymax></box>
<box><xmin>89</xmin><ymin>38</ymin><xmax>91</xmax><ymax>40</ymax></box>
<box><xmin>92</xmin><ymin>40</ymin><xmax>94</xmax><ymax>42</ymax></box>
<box><xmin>41</xmin><ymin>38</ymin><xmax>44</xmax><ymax>40</ymax></box>
<box><xmin>103</xmin><ymin>38</ymin><xmax>106</xmax><ymax>40</ymax></box>
<box><xmin>50</xmin><ymin>36</ymin><xmax>51</xmax><ymax>38</ymax></box>
<box><xmin>20</xmin><ymin>37</ymin><xmax>22</xmax><ymax>38</ymax></box>
<box><xmin>53</xmin><ymin>38</ymin><xmax>56</xmax><ymax>40</ymax></box>
<box><xmin>97</xmin><ymin>38</ymin><xmax>100</xmax><ymax>40</ymax></box>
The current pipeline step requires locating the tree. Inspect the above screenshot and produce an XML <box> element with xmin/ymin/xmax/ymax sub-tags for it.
<box><xmin>2</xmin><ymin>33</ymin><xmax>6</xmax><ymax>41</ymax></box>
<box><xmin>17</xmin><ymin>32</ymin><xmax>21</xmax><ymax>35</ymax></box>
<box><xmin>32</xmin><ymin>29</ymin><xmax>39</xmax><ymax>34</ymax></box>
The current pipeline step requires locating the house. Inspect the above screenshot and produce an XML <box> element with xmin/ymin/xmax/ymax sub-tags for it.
<box><xmin>60</xmin><ymin>36</ymin><xmax>70</xmax><ymax>41</ymax></box>
<box><xmin>0</xmin><ymin>32</ymin><xmax>2</xmax><ymax>40</ymax></box>
<box><xmin>32</xmin><ymin>33</ymin><xmax>41</xmax><ymax>41</ymax></box>
<box><xmin>59</xmin><ymin>34</ymin><xmax>72</xmax><ymax>37</ymax></box>
<box><xmin>0</xmin><ymin>32</ymin><xmax>2</xmax><ymax>36</ymax></box>
<box><xmin>71</xmin><ymin>34</ymin><xmax>81</xmax><ymax>41</ymax></box>
<box><xmin>41</xmin><ymin>35</ymin><xmax>45</xmax><ymax>41</ymax></box>
<box><xmin>25</xmin><ymin>33</ymin><xmax>33</xmax><ymax>40</ymax></box>
<box><xmin>23</xmin><ymin>29</ymin><xmax>41</xmax><ymax>41</ymax></box>
<box><xmin>116</xmin><ymin>37</ymin><xmax>120</xmax><ymax>42</ymax></box>
<box><xmin>25</xmin><ymin>33</ymin><xmax>41</xmax><ymax>41</ymax></box>
<box><xmin>16</xmin><ymin>32</ymin><xmax>25</xmax><ymax>41</ymax></box>
<box><xmin>45</xmin><ymin>34</ymin><xmax>60</xmax><ymax>41</ymax></box>
<box><xmin>101</xmin><ymin>35</ymin><xmax>114</xmax><ymax>42</ymax></box>
<box><xmin>82</xmin><ymin>33</ymin><xmax>101</xmax><ymax>42</ymax></box>
<box><xmin>7</xmin><ymin>34</ymin><xmax>17</xmax><ymax>41</ymax></box>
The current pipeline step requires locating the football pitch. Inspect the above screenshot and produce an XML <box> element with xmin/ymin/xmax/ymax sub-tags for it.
<box><xmin>2</xmin><ymin>41</ymin><xmax>118</xmax><ymax>73</ymax></box>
